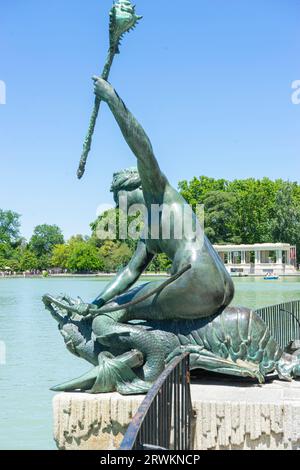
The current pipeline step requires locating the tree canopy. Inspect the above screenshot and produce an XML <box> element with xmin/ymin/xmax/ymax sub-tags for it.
<box><xmin>0</xmin><ymin>209</ymin><xmax>21</xmax><ymax>245</ymax></box>
<box><xmin>179</xmin><ymin>176</ymin><xmax>300</xmax><ymax>256</ymax></box>
<box><xmin>1</xmin><ymin>176</ymin><xmax>300</xmax><ymax>273</ymax></box>
<box><xmin>29</xmin><ymin>224</ymin><xmax>64</xmax><ymax>257</ymax></box>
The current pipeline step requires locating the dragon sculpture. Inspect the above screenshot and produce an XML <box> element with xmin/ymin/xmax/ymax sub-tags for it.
<box><xmin>43</xmin><ymin>1</ymin><xmax>300</xmax><ymax>395</ymax></box>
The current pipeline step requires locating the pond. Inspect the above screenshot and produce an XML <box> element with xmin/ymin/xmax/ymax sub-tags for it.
<box><xmin>0</xmin><ymin>276</ymin><xmax>300</xmax><ymax>449</ymax></box>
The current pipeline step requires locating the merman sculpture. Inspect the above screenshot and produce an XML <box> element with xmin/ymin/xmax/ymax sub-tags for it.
<box><xmin>43</xmin><ymin>1</ymin><xmax>300</xmax><ymax>394</ymax></box>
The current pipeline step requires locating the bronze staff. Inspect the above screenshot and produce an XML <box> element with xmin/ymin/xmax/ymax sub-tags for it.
<box><xmin>77</xmin><ymin>0</ymin><xmax>142</xmax><ymax>179</ymax></box>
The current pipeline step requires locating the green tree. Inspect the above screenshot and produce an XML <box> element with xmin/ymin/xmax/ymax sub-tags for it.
<box><xmin>0</xmin><ymin>209</ymin><xmax>21</xmax><ymax>245</ymax></box>
<box><xmin>0</xmin><ymin>256</ymin><xmax>8</xmax><ymax>270</ymax></box>
<box><xmin>19</xmin><ymin>249</ymin><xmax>39</xmax><ymax>271</ymax></box>
<box><xmin>148</xmin><ymin>253</ymin><xmax>172</xmax><ymax>273</ymax></box>
<box><xmin>178</xmin><ymin>176</ymin><xmax>291</xmax><ymax>246</ymax></box>
<box><xmin>110</xmin><ymin>243</ymin><xmax>133</xmax><ymax>271</ymax></box>
<box><xmin>178</xmin><ymin>176</ymin><xmax>229</xmax><ymax>208</ymax></box>
<box><xmin>36</xmin><ymin>254</ymin><xmax>53</xmax><ymax>270</ymax></box>
<box><xmin>271</xmin><ymin>182</ymin><xmax>300</xmax><ymax>257</ymax></box>
<box><xmin>227</xmin><ymin>178</ymin><xmax>279</xmax><ymax>244</ymax></box>
<box><xmin>98</xmin><ymin>240</ymin><xmax>132</xmax><ymax>272</ymax></box>
<box><xmin>51</xmin><ymin>244</ymin><xmax>70</xmax><ymax>269</ymax></box>
<box><xmin>0</xmin><ymin>242</ymin><xmax>14</xmax><ymax>260</ymax></box>
<box><xmin>91</xmin><ymin>208</ymin><xmax>140</xmax><ymax>252</ymax></box>
<box><xmin>66</xmin><ymin>240</ymin><xmax>103</xmax><ymax>273</ymax></box>
<box><xmin>30</xmin><ymin>224</ymin><xmax>64</xmax><ymax>257</ymax></box>
<box><xmin>90</xmin><ymin>209</ymin><xmax>117</xmax><ymax>247</ymax></box>
<box><xmin>0</xmin><ymin>239</ymin><xmax>22</xmax><ymax>271</ymax></box>
<box><xmin>5</xmin><ymin>258</ymin><xmax>20</xmax><ymax>272</ymax></box>
<box><xmin>203</xmin><ymin>191</ymin><xmax>238</xmax><ymax>244</ymax></box>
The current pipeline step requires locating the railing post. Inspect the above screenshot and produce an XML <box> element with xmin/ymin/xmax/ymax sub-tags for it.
<box><xmin>119</xmin><ymin>353</ymin><xmax>193</xmax><ymax>451</ymax></box>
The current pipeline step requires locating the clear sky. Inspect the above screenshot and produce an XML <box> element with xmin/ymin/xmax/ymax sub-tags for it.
<box><xmin>0</xmin><ymin>0</ymin><xmax>299</xmax><ymax>240</ymax></box>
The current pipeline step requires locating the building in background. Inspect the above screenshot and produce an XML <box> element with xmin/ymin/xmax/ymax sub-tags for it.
<box><xmin>214</xmin><ymin>243</ymin><xmax>297</xmax><ymax>276</ymax></box>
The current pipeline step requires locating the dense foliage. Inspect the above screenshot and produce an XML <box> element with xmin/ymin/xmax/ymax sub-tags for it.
<box><xmin>1</xmin><ymin>177</ymin><xmax>299</xmax><ymax>273</ymax></box>
<box><xmin>179</xmin><ymin>177</ymin><xmax>300</xmax><ymax>253</ymax></box>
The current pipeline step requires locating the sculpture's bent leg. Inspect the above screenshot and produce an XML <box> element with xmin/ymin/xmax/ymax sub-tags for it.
<box><xmin>166</xmin><ymin>345</ymin><xmax>265</xmax><ymax>383</ymax></box>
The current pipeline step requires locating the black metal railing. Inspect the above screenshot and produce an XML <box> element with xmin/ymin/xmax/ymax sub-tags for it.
<box><xmin>256</xmin><ymin>300</ymin><xmax>300</xmax><ymax>349</ymax></box>
<box><xmin>120</xmin><ymin>353</ymin><xmax>194</xmax><ymax>451</ymax></box>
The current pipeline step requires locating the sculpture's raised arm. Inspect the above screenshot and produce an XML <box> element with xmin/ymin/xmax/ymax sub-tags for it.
<box><xmin>93</xmin><ymin>77</ymin><xmax>168</xmax><ymax>194</ymax></box>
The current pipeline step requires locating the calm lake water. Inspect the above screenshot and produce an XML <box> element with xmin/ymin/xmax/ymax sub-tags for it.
<box><xmin>1</xmin><ymin>276</ymin><xmax>300</xmax><ymax>450</ymax></box>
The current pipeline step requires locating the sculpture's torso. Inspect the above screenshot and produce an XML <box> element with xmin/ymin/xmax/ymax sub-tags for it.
<box><xmin>126</xmin><ymin>182</ymin><xmax>235</xmax><ymax>321</ymax></box>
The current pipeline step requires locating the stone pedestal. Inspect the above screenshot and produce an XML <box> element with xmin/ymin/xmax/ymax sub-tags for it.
<box><xmin>53</xmin><ymin>393</ymin><xmax>144</xmax><ymax>450</ymax></box>
<box><xmin>53</xmin><ymin>378</ymin><xmax>300</xmax><ymax>450</ymax></box>
<box><xmin>190</xmin><ymin>377</ymin><xmax>300</xmax><ymax>450</ymax></box>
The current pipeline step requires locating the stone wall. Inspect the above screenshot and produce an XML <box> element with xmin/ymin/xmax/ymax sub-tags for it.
<box><xmin>53</xmin><ymin>393</ymin><xmax>143</xmax><ymax>450</ymax></box>
<box><xmin>53</xmin><ymin>378</ymin><xmax>300</xmax><ymax>450</ymax></box>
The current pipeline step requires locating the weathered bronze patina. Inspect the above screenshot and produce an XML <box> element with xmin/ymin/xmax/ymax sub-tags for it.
<box><xmin>43</xmin><ymin>1</ymin><xmax>300</xmax><ymax>394</ymax></box>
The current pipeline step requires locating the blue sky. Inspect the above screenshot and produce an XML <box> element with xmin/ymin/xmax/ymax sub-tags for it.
<box><xmin>0</xmin><ymin>0</ymin><xmax>299</xmax><ymax>240</ymax></box>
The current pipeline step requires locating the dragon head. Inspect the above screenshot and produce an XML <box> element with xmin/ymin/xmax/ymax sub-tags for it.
<box><xmin>109</xmin><ymin>0</ymin><xmax>142</xmax><ymax>53</ymax></box>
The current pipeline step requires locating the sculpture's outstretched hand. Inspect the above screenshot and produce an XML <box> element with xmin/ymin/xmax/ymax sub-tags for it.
<box><xmin>74</xmin><ymin>301</ymin><xmax>98</xmax><ymax>318</ymax></box>
<box><xmin>43</xmin><ymin>293</ymin><xmax>99</xmax><ymax>318</ymax></box>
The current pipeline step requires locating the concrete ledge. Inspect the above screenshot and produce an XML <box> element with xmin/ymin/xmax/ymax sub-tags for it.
<box><xmin>53</xmin><ymin>392</ymin><xmax>144</xmax><ymax>450</ymax></box>
<box><xmin>190</xmin><ymin>378</ymin><xmax>300</xmax><ymax>450</ymax></box>
<box><xmin>53</xmin><ymin>378</ymin><xmax>300</xmax><ymax>450</ymax></box>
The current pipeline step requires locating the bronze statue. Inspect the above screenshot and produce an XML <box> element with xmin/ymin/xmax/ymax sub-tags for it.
<box><xmin>43</xmin><ymin>1</ymin><xmax>300</xmax><ymax>394</ymax></box>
